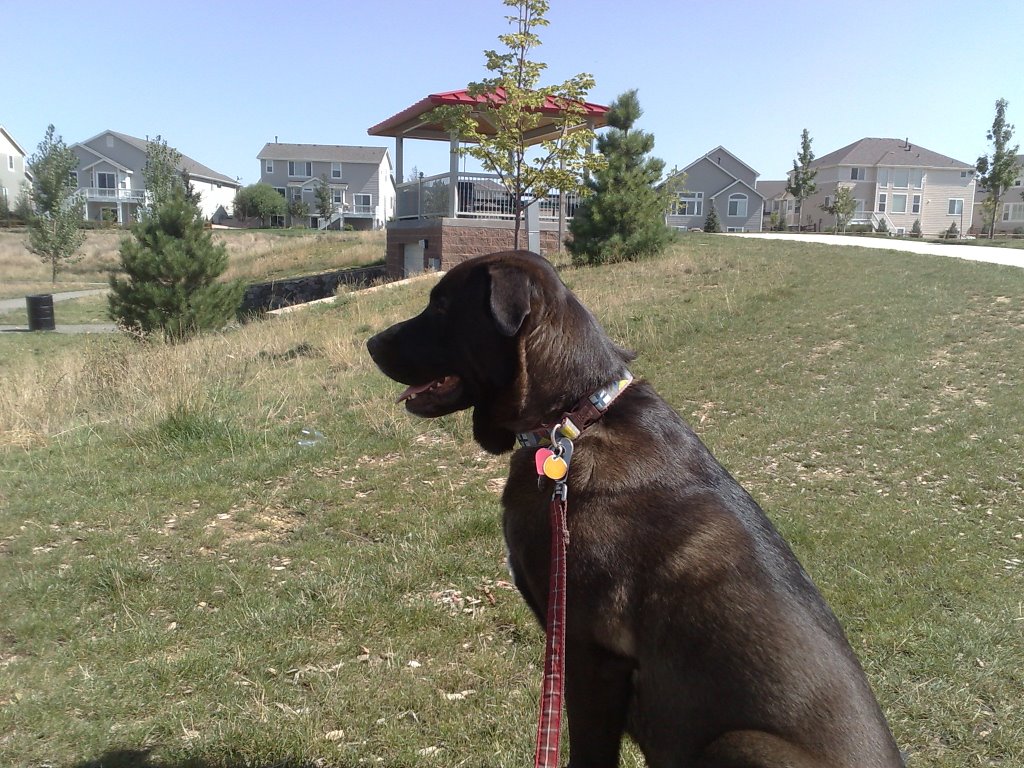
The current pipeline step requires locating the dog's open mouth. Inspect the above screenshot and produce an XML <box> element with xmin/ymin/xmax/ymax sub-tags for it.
<box><xmin>396</xmin><ymin>375</ymin><xmax>465</xmax><ymax>416</ymax></box>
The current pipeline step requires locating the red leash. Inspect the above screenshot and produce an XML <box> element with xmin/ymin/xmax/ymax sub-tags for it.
<box><xmin>534</xmin><ymin>488</ymin><xmax>569</xmax><ymax>768</ymax></box>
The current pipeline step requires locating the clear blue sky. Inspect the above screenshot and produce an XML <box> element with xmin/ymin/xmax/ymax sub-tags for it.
<box><xmin>5</xmin><ymin>0</ymin><xmax>1022</xmax><ymax>186</ymax></box>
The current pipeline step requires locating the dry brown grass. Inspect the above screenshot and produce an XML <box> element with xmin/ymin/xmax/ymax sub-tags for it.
<box><xmin>0</xmin><ymin>228</ymin><xmax>384</xmax><ymax>298</ymax></box>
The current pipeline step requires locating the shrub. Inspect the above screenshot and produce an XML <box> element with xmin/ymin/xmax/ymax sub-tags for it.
<box><xmin>703</xmin><ymin>203</ymin><xmax>721</xmax><ymax>233</ymax></box>
<box><xmin>911</xmin><ymin>219</ymin><xmax>922</xmax><ymax>238</ymax></box>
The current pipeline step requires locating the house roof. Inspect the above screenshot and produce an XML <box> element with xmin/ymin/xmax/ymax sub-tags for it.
<box><xmin>813</xmin><ymin>137</ymin><xmax>973</xmax><ymax>169</ymax></box>
<box><xmin>756</xmin><ymin>180</ymin><xmax>790</xmax><ymax>200</ymax></box>
<box><xmin>700</xmin><ymin>145</ymin><xmax>759</xmax><ymax>178</ymax></box>
<box><xmin>710</xmin><ymin>177</ymin><xmax>764</xmax><ymax>202</ymax></box>
<box><xmin>366</xmin><ymin>88</ymin><xmax>609</xmax><ymax>144</ymax></box>
<box><xmin>258</xmin><ymin>143</ymin><xmax>390</xmax><ymax>166</ymax></box>
<box><xmin>76</xmin><ymin>130</ymin><xmax>239</xmax><ymax>187</ymax></box>
<box><xmin>0</xmin><ymin>125</ymin><xmax>28</xmax><ymax>157</ymax></box>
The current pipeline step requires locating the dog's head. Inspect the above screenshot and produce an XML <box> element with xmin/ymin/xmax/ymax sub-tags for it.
<box><xmin>366</xmin><ymin>250</ymin><xmax>633</xmax><ymax>453</ymax></box>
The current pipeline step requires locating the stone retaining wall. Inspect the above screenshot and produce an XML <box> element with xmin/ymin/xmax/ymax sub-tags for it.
<box><xmin>240</xmin><ymin>264</ymin><xmax>387</xmax><ymax>314</ymax></box>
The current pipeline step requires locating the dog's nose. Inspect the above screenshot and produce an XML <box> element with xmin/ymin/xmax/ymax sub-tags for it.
<box><xmin>366</xmin><ymin>327</ymin><xmax>394</xmax><ymax>363</ymax></box>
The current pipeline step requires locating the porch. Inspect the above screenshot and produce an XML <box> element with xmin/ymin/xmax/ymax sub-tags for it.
<box><xmin>396</xmin><ymin>171</ymin><xmax>580</xmax><ymax>223</ymax></box>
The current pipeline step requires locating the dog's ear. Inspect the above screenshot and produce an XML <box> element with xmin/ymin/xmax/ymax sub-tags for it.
<box><xmin>488</xmin><ymin>264</ymin><xmax>531</xmax><ymax>337</ymax></box>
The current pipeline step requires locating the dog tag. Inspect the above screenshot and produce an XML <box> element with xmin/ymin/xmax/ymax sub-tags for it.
<box><xmin>535</xmin><ymin>448</ymin><xmax>554</xmax><ymax>476</ymax></box>
<box><xmin>542</xmin><ymin>454</ymin><xmax>569</xmax><ymax>481</ymax></box>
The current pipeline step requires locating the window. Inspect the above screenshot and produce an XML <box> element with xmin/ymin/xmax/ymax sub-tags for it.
<box><xmin>1002</xmin><ymin>202</ymin><xmax>1024</xmax><ymax>221</ymax></box>
<box><xmin>854</xmin><ymin>199</ymin><xmax>866</xmax><ymax>213</ymax></box>
<box><xmin>270</xmin><ymin>214</ymin><xmax>285</xmax><ymax>228</ymax></box>
<box><xmin>948</xmin><ymin>198</ymin><xmax>963</xmax><ymax>216</ymax></box>
<box><xmin>877</xmin><ymin>193</ymin><xmax>887</xmax><ymax>212</ymax></box>
<box><xmin>274</xmin><ymin>187</ymin><xmax>286</xmax><ymax>197</ymax></box>
<box><xmin>850</xmin><ymin>167</ymin><xmax>865</xmax><ymax>180</ymax></box>
<box><xmin>727</xmin><ymin>193</ymin><xmax>747</xmax><ymax>218</ymax></box>
<box><xmin>726</xmin><ymin>226</ymin><xmax>746</xmax><ymax>232</ymax></box>
<box><xmin>672</xmin><ymin>190</ymin><xmax>703</xmax><ymax>216</ymax></box>
<box><xmin>912</xmin><ymin>194</ymin><xmax>921</xmax><ymax>214</ymax></box>
<box><xmin>823</xmin><ymin>195</ymin><xmax>832</xmax><ymax>208</ymax></box>
<box><xmin>288</xmin><ymin>161</ymin><xmax>312</xmax><ymax>177</ymax></box>
<box><xmin>892</xmin><ymin>194</ymin><xmax>908</xmax><ymax>214</ymax></box>
<box><xmin>878</xmin><ymin>168</ymin><xmax>889</xmax><ymax>186</ymax></box>
<box><xmin>97</xmin><ymin>172</ymin><xmax>116</xmax><ymax>190</ymax></box>
<box><xmin>265</xmin><ymin>160</ymin><xmax>273</xmax><ymax>173</ymax></box>
<box><xmin>893</xmin><ymin>169</ymin><xmax>910</xmax><ymax>188</ymax></box>
<box><xmin>354</xmin><ymin>193</ymin><xmax>371</xmax><ymax>207</ymax></box>
<box><xmin>331</xmin><ymin>162</ymin><xmax>342</xmax><ymax>179</ymax></box>
<box><xmin>290</xmin><ymin>187</ymin><xmax>303</xmax><ymax>201</ymax></box>
<box><xmin>332</xmin><ymin>188</ymin><xmax>344</xmax><ymax>204</ymax></box>
<box><xmin>6</xmin><ymin>155</ymin><xmax>13</xmax><ymax>171</ymax></box>
<box><xmin>912</xmin><ymin>170</ymin><xmax>923</xmax><ymax>189</ymax></box>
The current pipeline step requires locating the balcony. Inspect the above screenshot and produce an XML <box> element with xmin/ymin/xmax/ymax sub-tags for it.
<box><xmin>396</xmin><ymin>172</ymin><xmax>578</xmax><ymax>223</ymax></box>
<box><xmin>78</xmin><ymin>187</ymin><xmax>147</xmax><ymax>204</ymax></box>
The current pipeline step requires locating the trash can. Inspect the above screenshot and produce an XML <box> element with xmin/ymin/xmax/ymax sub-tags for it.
<box><xmin>26</xmin><ymin>294</ymin><xmax>56</xmax><ymax>331</ymax></box>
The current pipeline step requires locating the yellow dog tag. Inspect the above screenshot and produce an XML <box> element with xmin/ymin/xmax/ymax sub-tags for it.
<box><xmin>542</xmin><ymin>454</ymin><xmax>569</xmax><ymax>480</ymax></box>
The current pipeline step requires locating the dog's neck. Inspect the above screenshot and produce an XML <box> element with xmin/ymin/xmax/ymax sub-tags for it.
<box><xmin>515</xmin><ymin>370</ymin><xmax>634</xmax><ymax>448</ymax></box>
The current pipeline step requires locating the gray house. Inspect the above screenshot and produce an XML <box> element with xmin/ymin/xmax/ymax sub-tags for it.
<box><xmin>972</xmin><ymin>154</ymin><xmax>1024</xmax><ymax>235</ymax></box>
<box><xmin>0</xmin><ymin>125</ymin><xmax>32</xmax><ymax>210</ymax></box>
<box><xmin>70</xmin><ymin>130</ymin><xmax>240</xmax><ymax>224</ymax></box>
<box><xmin>256</xmin><ymin>142</ymin><xmax>395</xmax><ymax>230</ymax></box>
<box><xmin>665</xmin><ymin>146</ymin><xmax>764</xmax><ymax>232</ymax></box>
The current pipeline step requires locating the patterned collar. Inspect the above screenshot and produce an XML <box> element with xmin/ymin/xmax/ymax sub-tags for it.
<box><xmin>516</xmin><ymin>370</ymin><xmax>634</xmax><ymax>448</ymax></box>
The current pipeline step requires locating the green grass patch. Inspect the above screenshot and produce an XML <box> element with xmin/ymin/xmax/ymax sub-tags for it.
<box><xmin>1</xmin><ymin>236</ymin><xmax>1022</xmax><ymax>766</ymax></box>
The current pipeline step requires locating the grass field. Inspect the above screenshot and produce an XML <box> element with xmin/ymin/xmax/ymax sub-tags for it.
<box><xmin>1</xmin><ymin>236</ymin><xmax>1022</xmax><ymax>767</ymax></box>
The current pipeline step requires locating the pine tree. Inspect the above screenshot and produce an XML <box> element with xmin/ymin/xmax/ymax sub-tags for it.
<box><xmin>568</xmin><ymin>89</ymin><xmax>673</xmax><ymax>265</ymax></box>
<box><xmin>703</xmin><ymin>202</ymin><xmax>721</xmax><ymax>233</ymax></box>
<box><xmin>109</xmin><ymin>188</ymin><xmax>243</xmax><ymax>340</ymax></box>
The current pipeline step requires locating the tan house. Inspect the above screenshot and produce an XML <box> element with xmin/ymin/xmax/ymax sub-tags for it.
<box><xmin>70</xmin><ymin>130</ymin><xmax>240</xmax><ymax>224</ymax></box>
<box><xmin>0</xmin><ymin>125</ymin><xmax>32</xmax><ymax>210</ymax></box>
<box><xmin>256</xmin><ymin>142</ymin><xmax>394</xmax><ymax>230</ymax></box>
<box><xmin>797</xmin><ymin>137</ymin><xmax>976</xmax><ymax>236</ymax></box>
<box><xmin>971</xmin><ymin>154</ymin><xmax>1024</xmax><ymax>235</ymax></box>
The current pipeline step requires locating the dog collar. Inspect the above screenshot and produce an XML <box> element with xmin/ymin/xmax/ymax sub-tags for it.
<box><xmin>516</xmin><ymin>370</ymin><xmax>634</xmax><ymax>449</ymax></box>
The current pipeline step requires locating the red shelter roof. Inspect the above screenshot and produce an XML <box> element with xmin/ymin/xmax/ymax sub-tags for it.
<box><xmin>367</xmin><ymin>88</ymin><xmax>609</xmax><ymax>144</ymax></box>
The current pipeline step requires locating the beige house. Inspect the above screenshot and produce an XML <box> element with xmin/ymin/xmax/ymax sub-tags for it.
<box><xmin>70</xmin><ymin>130</ymin><xmax>240</xmax><ymax>224</ymax></box>
<box><xmin>256</xmin><ymin>142</ymin><xmax>394</xmax><ymax>230</ymax></box>
<box><xmin>0</xmin><ymin>125</ymin><xmax>32</xmax><ymax>210</ymax></box>
<box><xmin>796</xmin><ymin>137</ymin><xmax>976</xmax><ymax>236</ymax></box>
<box><xmin>971</xmin><ymin>154</ymin><xmax>1024</xmax><ymax>235</ymax></box>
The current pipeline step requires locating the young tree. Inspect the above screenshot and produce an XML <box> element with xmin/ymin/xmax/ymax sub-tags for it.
<box><xmin>976</xmin><ymin>98</ymin><xmax>1019</xmax><ymax>239</ymax></box>
<box><xmin>289</xmin><ymin>198</ymin><xmax>310</xmax><ymax>227</ymax></box>
<box><xmin>108</xmin><ymin>188</ymin><xmax>243</xmax><ymax>340</ymax></box>
<box><xmin>432</xmin><ymin>0</ymin><xmax>603</xmax><ymax>248</ymax></box>
<box><xmin>703</xmin><ymin>202</ymin><xmax>721</xmax><ymax>233</ymax></box>
<box><xmin>820</xmin><ymin>185</ymin><xmax>857</xmax><ymax>233</ymax></box>
<box><xmin>786</xmin><ymin>128</ymin><xmax>817</xmax><ymax>230</ymax></box>
<box><xmin>233</xmin><ymin>183</ymin><xmax>286</xmax><ymax>226</ymax></box>
<box><xmin>315</xmin><ymin>175</ymin><xmax>334</xmax><ymax>226</ymax></box>
<box><xmin>568</xmin><ymin>89</ymin><xmax>673</xmax><ymax>265</ymax></box>
<box><xmin>26</xmin><ymin>124</ymin><xmax>86</xmax><ymax>283</ymax></box>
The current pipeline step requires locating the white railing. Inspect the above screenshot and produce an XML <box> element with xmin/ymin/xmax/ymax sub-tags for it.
<box><xmin>78</xmin><ymin>187</ymin><xmax>147</xmax><ymax>203</ymax></box>
<box><xmin>396</xmin><ymin>171</ymin><xmax>578</xmax><ymax>222</ymax></box>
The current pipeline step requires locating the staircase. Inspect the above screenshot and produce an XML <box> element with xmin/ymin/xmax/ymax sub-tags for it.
<box><xmin>318</xmin><ymin>211</ymin><xmax>344</xmax><ymax>231</ymax></box>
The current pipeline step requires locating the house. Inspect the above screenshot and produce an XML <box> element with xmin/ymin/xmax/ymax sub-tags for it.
<box><xmin>757</xmin><ymin>179</ymin><xmax>795</xmax><ymax>230</ymax></box>
<box><xmin>664</xmin><ymin>147</ymin><xmax>764</xmax><ymax>232</ymax></box>
<box><xmin>971</xmin><ymin>154</ymin><xmax>1024</xmax><ymax>235</ymax></box>
<box><xmin>256</xmin><ymin>142</ymin><xmax>394</xmax><ymax>230</ymax></box>
<box><xmin>0</xmin><ymin>125</ymin><xmax>33</xmax><ymax>210</ymax></box>
<box><xmin>798</xmin><ymin>137</ymin><xmax>976</xmax><ymax>236</ymax></box>
<box><xmin>70</xmin><ymin>130</ymin><xmax>240</xmax><ymax>223</ymax></box>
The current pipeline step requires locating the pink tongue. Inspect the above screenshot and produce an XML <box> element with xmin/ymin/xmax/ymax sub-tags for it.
<box><xmin>396</xmin><ymin>380</ymin><xmax>438</xmax><ymax>403</ymax></box>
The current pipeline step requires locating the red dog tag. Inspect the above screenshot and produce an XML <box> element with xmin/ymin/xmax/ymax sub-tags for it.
<box><xmin>535</xmin><ymin>448</ymin><xmax>554</xmax><ymax>476</ymax></box>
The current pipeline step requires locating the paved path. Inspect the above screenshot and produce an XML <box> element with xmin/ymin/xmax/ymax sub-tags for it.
<box><xmin>729</xmin><ymin>233</ymin><xmax>1024</xmax><ymax>269</ymax></box>
<box><xmin>0</xmin><ymin>288</ymin><xmax>116</xmax><ymax>334</ymax></box>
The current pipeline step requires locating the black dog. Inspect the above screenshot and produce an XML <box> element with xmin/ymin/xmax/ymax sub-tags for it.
<box><xmin>367</xmin><ymin>250</ymin><xmax>903</xmax><ymax>767</ymax></box>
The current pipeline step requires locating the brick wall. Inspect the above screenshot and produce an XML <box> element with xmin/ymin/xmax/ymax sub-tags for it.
<box><xmin>385</xmin><ymin>218</ymin><xmax>568</xmax><ymax>278</ymax></box>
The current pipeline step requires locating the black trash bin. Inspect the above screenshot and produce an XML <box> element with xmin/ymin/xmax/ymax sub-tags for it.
<box><xmin>26</xmin><ymin>294</ymin><xmax>56</xmax><ymax>331</ymax></box>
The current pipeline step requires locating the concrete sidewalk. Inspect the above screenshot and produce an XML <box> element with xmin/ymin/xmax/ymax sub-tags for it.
<box><xmin>729</xmin><ymin>233</ymin><xmax>1024</xmax><ymax>269</ymax></box>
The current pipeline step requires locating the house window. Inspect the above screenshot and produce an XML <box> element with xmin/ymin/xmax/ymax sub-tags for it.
<box><xmin>290</xmin><ymin>187</ymin><xmax>303</xmax><ymax>201</ymax></box>
<box><xmin>6</xmin><ymin>156</ymin><xmax>13</xmax><ymax>171</ymax></box>
<box><xmin>878</xmin><ymin>168</ymin><xmax>889</xmax><ymax>186</ymax></box>
<box><xmin>912</xmin><ymin>194</ymin><xmax>921</xmax><ymax>214</ymax></box>
<box><xmin>354</xmin><ymin>193</ymin><xmax>371</xmax><ymax>211</ymax></box>
<box><xmin>332</xmin><ymin>188</ymin><xmax>344</xmax><ymax>204</ymax></box>
<box><xmin>892</xmin><ymin>194</ymin><xmax>908</xmax><ymax>214</ymax></box>
<box><xmin>288</xmin><ymin>161</ymin><xmax>312</xmax><ymax>178</ymax></box>
<box><xmin>948</xmin><ymin>199</ymin><xmax>963</xmax><ymax>215</ymax></box>
<box><xmin>850</xmin><ymin>167</ymin><xmax>865</xmax><ymax>180</ymax></box>
<box><xmin>331</xmin><ymin>162</ymin><xmax>342</xmax><ymax>179</ymax></box>
<box><xmin>726</xmin><ymin>226</ymin><xmax>746</xmax><ymax>232</ymax></box>
<box><xmin>893</xmin><ymin>169</ymin><xmax>910</xmax><ymax>188</ymax></box>
<box><xmin>854</xmin><ymin>199</ymin><xmax>866</xmax><ymax>213</ymax></box>
<box><xmin>823</xmin><ymin>195</ymin><xmax>832</xmax><ymax>208</ymax></box>
<box><xmin>672</xmin><ymin>190</ymin><xmax>703</xmax><ymax>216</ymax></box>
<box><xmin>274</xmin><ymin>187</ymin><xmax>286</xmax><ymax>197</ymax></box>
<box><xmin>265</xmin><ymin>160</ymin><xmax>273</xmax><ymax>173</ymax></box>
<box><xmin>912</xmin><ymin>170</ymin><xmax>923</xmax><ymax>189</ymax></box>
<box><xmin>1001</xmin><ymin>202</ymin><xmax>1024</xmax><ymax>221</ymax></box>
<box><xmin>97</xmin><ymin>172</ymin><xmax>116</xmax><ymax>191</ymax></box>
<box><xmin>877</xmin><ymin>193</ymin><xmax>887</xmax><ymax>212</ymax></box>
<box><xmin>270</xmin><ymin>214</ymin><xmax>286</xmax><ymax>228</ymax></box>
<box><xmin>727</xmin><ymin>193</ymin><xmax>747</xmax><ymax>218</ymax></box>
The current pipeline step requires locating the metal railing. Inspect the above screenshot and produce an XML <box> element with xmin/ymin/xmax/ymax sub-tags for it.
<box><xmin>396</xmin><ymin>172</ymin><xmax>578</xmax><ymax>222</ymax></box>
<box><xmin>78</xmin><ymin>187</ymin><xmax>147</xmax><ymax>203</ymax></box>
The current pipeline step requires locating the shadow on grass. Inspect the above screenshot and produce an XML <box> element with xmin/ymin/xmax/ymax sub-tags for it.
<box><xmin>71</xmin><ymin>749</ymin><xmax>320</xmax><ymax>768</ymax></box>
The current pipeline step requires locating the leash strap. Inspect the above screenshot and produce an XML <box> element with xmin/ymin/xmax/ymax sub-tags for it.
<box><xmin>534</xmin><ymin>487</ymin><xmax>569</xmax><ymax>768</ymax></box>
